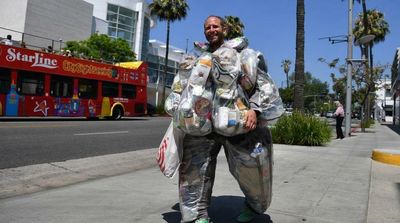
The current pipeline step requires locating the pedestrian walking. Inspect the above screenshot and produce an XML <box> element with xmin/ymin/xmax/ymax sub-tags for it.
<box><xmin>334</xmin><ymin>101</ymin><xmax>345</xmax><ymax>139</ymax></box>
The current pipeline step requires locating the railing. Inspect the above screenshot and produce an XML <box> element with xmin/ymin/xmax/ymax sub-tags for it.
<box><xmin>0</xmin><ymin>26</ymin><xmax>63</xmax><ymax>52</ymax></box>
<box><xmin>0</xmin><ymin>26</ymin><xmax>114</xmax><ymax>64</ymax></box>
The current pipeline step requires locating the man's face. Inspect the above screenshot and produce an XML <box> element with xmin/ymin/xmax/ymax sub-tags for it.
<box><xmin>204</xmin><ymin>17</ymin><xmax>225</xmax><ymax>49</ymax></box>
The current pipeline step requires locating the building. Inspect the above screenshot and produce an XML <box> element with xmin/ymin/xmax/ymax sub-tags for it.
<box><xmin>0</xmin><ymin>0</ymin><xmax>93</xmax><ymax>50</ymax></box>
<box><xmin>0</xmin><ymin>0</ymin><xmax>152</xmax><ymax>60</ymax></box>
<box><xmin>84</xmin><ymin>0</ymin><xmax>152</xmax><ymax>61</ymax></box>
<box><xmin>146</xmin><ymin>39</ymin><xmax>185</xmax><ymax>107</ymax></box>
<box><xmin>374</xmin><ymin>76</ymin><xmax>393</xmax><ymax>123</ymax></box>
<box><xmin>391</xmin><ymin>48</ymin><xmax>400</xmax><ymax>125</ymax></box>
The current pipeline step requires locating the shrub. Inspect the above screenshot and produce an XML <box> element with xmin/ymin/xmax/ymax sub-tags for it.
<box><xmin>271</xmin><ymin>111</ymin><xmax>331</xmax><ymax>146</ymax></box>
<box><xmin>361</xmin><ymin>118</ymin><xmax>375</xmax><ymax>128</ymax></box>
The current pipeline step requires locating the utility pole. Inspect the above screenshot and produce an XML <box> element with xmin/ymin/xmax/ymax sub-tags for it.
<box><xmin>344</xmin><ymin>0</ymin><xmax>353</xmax><ymax>137</ymax></box>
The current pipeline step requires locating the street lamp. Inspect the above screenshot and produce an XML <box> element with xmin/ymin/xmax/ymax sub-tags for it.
<box><xmin>344</xmin><ymin>0</ymin><xmax>354</xmax><ymax>138</ymax></box>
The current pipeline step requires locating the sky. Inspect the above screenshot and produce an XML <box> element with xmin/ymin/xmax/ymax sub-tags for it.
<box><xmin>147</xmin><ymin>0</ymin><xmax>399</xmax><ymax>91</ymax></box>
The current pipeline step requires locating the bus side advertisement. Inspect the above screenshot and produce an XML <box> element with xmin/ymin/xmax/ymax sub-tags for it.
<box><xmin>0</xmin><ymin>44</ymin><xmax>147</xmax><ymax>119</ymax></box>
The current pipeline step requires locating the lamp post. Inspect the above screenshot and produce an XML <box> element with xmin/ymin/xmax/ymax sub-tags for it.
<box><xmin>344</xmin><ymin>0</ymin><xmax>354</xmax><ymax>138</ymax></box>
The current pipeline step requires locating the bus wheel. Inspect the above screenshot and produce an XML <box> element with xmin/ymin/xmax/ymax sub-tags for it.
<box><xmin>112</xmin><ymin>107</ymin><xmax>123</xmax><ymax>120</ymax></box>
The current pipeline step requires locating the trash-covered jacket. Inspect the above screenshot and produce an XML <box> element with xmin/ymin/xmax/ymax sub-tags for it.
<box><xmin>164</xmin><ymin>37</ymin><xmax>284</xmax><ymax>137</ymax></box>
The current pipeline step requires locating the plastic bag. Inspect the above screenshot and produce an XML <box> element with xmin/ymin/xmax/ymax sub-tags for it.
<box><xmin>174</xmin><ymin>53</ymin><xmax>213</xmax><ymax>136</ymax></box>
<box><xmin>239</xmin><ymin>48</ymin><xmax>259</xmax><ymax>92</ymax></box>
<box><xmin>253</xmin><ymin>68</ymin><xmax>285</xmax><ymax>121</ymax></box>
<box><xmin>156</xmin><ymin>121</ymin><xmax>184</xmax><ymax>178</ymax></box>
<box><xmin>211</xmin><ymin>47</ymin><xmax>250</xmax><ymax>136</ymax></box>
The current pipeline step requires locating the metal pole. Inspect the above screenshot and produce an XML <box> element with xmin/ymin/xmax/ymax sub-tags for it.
<box><xmin>345</xmin><ymin>0</ymin><xmax>353</xmax><ymax>137</ymax></box>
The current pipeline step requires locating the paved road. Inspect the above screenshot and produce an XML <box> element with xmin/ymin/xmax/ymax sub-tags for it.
<box><xmin>0</xmin><ymin>116</ymin><xmax>171</xmax><ymax>169</ymax></box>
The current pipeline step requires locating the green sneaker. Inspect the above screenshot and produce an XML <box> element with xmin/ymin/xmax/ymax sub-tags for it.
<box><xmin>194</xmin><ymin>218</ymin><xmax>209</xmax><ymax>223</ymax></box>
<box><xmin>236</xmin><ymin>206</ymin><xmax>257</xmax><ymax>222</ymax></box>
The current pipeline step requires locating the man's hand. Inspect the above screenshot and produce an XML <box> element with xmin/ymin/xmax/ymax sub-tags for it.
<box><xmin>244</xmin><ymin>109</ymin><xmax>257</xmax><ymax>130</ymax></box>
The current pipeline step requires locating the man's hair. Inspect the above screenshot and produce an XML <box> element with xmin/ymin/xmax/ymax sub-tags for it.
<box><xmin>204</xmin><ymin>15</ymin><xmax>227</xmax><ymax>29</ymax></box>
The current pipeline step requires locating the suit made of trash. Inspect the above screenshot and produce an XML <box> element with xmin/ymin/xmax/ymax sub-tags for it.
<box><xmin>164</xmin><ymin>37</ymin><xmax>284</xmax><ymax>222</ymax></box>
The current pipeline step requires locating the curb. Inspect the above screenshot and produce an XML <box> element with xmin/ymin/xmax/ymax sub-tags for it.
<box><xmin>371</xmin><ymin>149</ymin><xmax>400</xmax><ymax>166</ymax></box>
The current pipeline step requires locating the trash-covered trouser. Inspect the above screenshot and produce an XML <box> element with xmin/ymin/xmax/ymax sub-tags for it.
<box><xmin>178</xmin><ymin>126</ymin><xmax>273</xmax><ymax>222</ymax></box>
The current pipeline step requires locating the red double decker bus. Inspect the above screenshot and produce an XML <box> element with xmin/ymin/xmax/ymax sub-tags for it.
<box><xmin>0</xmin><ymin>44</ymin><xmax>147</xmax><ymax>119</ymax></box>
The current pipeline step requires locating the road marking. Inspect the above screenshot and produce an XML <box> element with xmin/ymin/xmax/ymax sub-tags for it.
<box><xmin>0</xmin><ymin>124</ymin><xmax>78</xmax><ymax>128</ymax></box>
<box><xmin>74</xmin><ymin>131</ymin><xmax>129</xmax><ymax>136</ymax></box>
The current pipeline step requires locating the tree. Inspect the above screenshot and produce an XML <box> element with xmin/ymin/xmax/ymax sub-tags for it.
<box><xmin>293</xmin><ymin>0</ymin><xmax>305</xmax><ymax>111</ymax></box>
<box><xmin>319</xmin><ymin>57</ymin><xmax>388</xmax><ymax>122</ymax></box>
<box><xmin>224</xmin><ymin>16</ymin><xmax>244</xmax><ymax>40</ymax></box>
<box><xmin>353</xmin><ymin>9</ymin><xmax>390</xmax><ymax>124</ymax></box>
<box><xmin>149</xmin><ymin>0</ymin><xmax>189</xmax><ymax>106</ymax></box>
<box><xmin>65</xmin><ymin>33</ymin><xmax>135</xmax><ymax>63</ymax></box>
<box><xmin>281</xmin><ymin>59</ymin><xmax>292</xmax><ymax>88</ymax></box>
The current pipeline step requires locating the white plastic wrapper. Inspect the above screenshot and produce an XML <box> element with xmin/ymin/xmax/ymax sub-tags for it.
<box><xmin>221</xmin><ymin>37</ymin><xmax>249</xmax><ymax>51</ymax></box>
<box><xmin>212</xmin><ymin>87</ymin><xmax>250</xmax><ymax>136</ymax></box>
<box><xmin>254</xmin><ymin>68</ymin><xmax>285</xmax><ymax>121</ymax></box>
<box><xmin>211</xmin><ymin>47</ymin><xmax>241</xmax><ymax>88</ymax></box>
<box><xmin>171</xmin><ymin>55</ymin><xmax>197</xmax><ymax>93</ymax></box>
<box><xmin>211</xmin><ymin>46</ymin><xmax>250</xmax><ymax>136</ymax></box>
<box><xmin>174</xmin><ymin>53</ymin><xmax>213</xmax><ymax>136</ymax></box>
<box><xmin>239</xmin><ymin>48</ymin><xmax>259</xmax><ymax>92</ymax></box>
<box><xmin>164</xmin><ymin>92</ymin><xmax>181</xmax><ymax>116</ymax></box>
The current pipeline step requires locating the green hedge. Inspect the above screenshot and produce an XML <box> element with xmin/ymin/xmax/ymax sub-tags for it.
<box><xmin>271</xmin><ymin>111</ymin><xmax>331</xmax><ymax>146</ymax></box>
<box><xmin>361</xmin><ymin>118</ymin><xmax>375</xmax><ymax>128</ymax></box>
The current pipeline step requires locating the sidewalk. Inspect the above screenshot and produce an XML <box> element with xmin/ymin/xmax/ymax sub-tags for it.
<box><xmin>0</xmin><ymin>123</ymin><xmax>399</xmax><ymax>223</ymax></box>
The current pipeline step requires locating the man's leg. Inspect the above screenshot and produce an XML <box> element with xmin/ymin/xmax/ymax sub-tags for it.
<box><xmin>179</xmin><ymin>134</ymin><xmax>221</xmax><ymax>222</ymax></box>
<box><xmin>223</xmin><ymin>127</ymin><xmax>273</xmax><ymax>220</ymax></box>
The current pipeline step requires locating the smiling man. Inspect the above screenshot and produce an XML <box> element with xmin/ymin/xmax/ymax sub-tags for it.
<box><xmin>170</xmin><ymin>15</ymin><xmax>279</xmax><ymax>223</ymax></box>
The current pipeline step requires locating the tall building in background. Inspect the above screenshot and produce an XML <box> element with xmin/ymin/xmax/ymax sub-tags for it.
<box><xmin>0</xmin><ymin>0</ymin><xmax>93</xmax><ymax>50</ymax></box>
<box><xmin>0</xmin><ymin>0</ymin><xmax>152</xmax><ymax>60</ymax></box>
<box><xmin>391</xmin><ymin>48</ymin><xmax>400</xmax><ymax>126</ymax></box>
<box><xmin>84</xmin><ymin>0</ymin><xmax>152</xmax><ymax>60</ymax></box>
<box><xmin>146</xmin><ymin>39</ymin><xmax>185</xmax><ymax>107</ymax></box>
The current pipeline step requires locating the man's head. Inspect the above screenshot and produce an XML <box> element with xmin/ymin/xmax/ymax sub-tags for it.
<box><xmin>6</xmin><ymin>35</ymin><xmax>11</xmax><ymax>40</ymax></box>
<box><xmin>204</xmin><ymin>15</ymin><xmax>227</xmax><ymax>51</ymax></box>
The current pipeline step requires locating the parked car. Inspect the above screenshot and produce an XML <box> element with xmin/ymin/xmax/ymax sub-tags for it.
<box><xmin>285</xmin><ymin>108</ymin><xmax>293</xmax><ymax>115</ymax></box>
<box><xmin>325</xmin><ymin>111</ymin><xmax>335</xmax><ymax>118</ymax></box>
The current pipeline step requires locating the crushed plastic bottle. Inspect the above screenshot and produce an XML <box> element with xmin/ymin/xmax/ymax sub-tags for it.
<box><xmin>250</xmin><ymin>142</ymin><xmax>266</xmax><ymax>159</ymax></box>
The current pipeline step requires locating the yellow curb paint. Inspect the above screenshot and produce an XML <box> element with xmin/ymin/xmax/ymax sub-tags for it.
<box><xmin>372</xmin><ymin>149</ymin><xmax>400</xmax><ymax>166</ymax></box>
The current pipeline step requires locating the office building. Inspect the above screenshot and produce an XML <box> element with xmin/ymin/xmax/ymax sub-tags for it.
<box><xmin>0</xmin><ymin>0</ymin><xmax>152</xmax><ymax>60</ymax></box>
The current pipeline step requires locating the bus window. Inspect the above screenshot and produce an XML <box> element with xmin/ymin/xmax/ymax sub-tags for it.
<box><xmin>122</xmin><ymin>84</ymin><xmax>136</xmax><ymax>99</ymax></box>
<box><xmin>0</xmin><ymin>68</ymin><xmax>11</xmax><ymax>94</ymax></box>
<box><xmin>17</xmin><ymin>71</ymin><xmax>44</xmax><ymax>96</ymax></box>
<box><xmin>78</xmin><ymin>79</ymin><xmax>97</xmax><ymax>99</ymax></box>
<box><xmin>50</xmin><ymin>75</ymin><xmax>73</xmax><ymax>98</ymax></box>
<box><xmin>102</xmin><ymin>81</ymin><xmax>118</xmax><ymax>97</ymax></box>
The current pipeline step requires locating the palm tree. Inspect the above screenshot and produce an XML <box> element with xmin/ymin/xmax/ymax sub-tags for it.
<box><xmin>224</xmin><ymin>16</ymin><xmax>244</xmax><ymax>40</ymax></box>
<box><xmin>353</xmin><ymin>8</ymin><xmax>389</xmax><ymax>126</ymax></box>
<box><xmin>354</xmin><ymin>9</ymin><xmax>390</xmax><ymax>67</ymax></box>
<box><xmin>149</xmin><ymin>0</ymin><xmax>189</xmax><ymax>106</ymax></box>
<box><xmin>281</xmin><ymin>59</ymin><xmax>292</xmax><ymax>88</ymax></box>
<box><xmin>293</xmin><ymin>0</ymin><xmax>305</xmax><ymax>110</ymax></box>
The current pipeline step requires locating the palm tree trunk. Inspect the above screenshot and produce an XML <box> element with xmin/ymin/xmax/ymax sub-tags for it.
<box><xmin>293</xmin><ymin>0</ymin><xmax>305</xmax><ymax>110</ymax></box>
<box><xmin>286</xmin><ymin>72</ymin><xmax>289</xmax><ymax>88</ymax></box>
<box><xmin>161</xmin><ymin>19</ymin><xmax>170</xmax><ymax>107</ymax></box>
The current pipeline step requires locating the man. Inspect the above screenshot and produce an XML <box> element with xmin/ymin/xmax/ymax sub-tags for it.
<box><xmin>334</xmin><ymin>101</ymin><xmax>345</xmax><ymax>139</ymax></box>
<box><xmin>1</xmin><ymin>34</ymin><xmax>13</xmax><ymax>46</ymax></box>
<box><xmin>173</xmin><ymin>16</ymin><xmax>278</xmax><ymax>223</ymax></box>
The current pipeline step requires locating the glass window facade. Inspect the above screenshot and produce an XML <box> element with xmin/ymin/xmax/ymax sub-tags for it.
<box><xmin>141</xmin><ymin>17</ymin><xmax>150</xmax><ymax>60</ymax></box>
<box><xmin>107</xmin><ymin>4</ymin><xmax>138</xmax><ymax>49</ymax></box>
<box><xmin>146</xmin><ymin>56</ymin><xmax>177</xmax><ymax>87</ymax></box>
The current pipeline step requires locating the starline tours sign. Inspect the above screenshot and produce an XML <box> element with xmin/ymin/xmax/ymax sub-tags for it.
<box><xmin>0</xmin><ymin>44</ymin><xmax>140</xmax><ymax>84</ymax></box>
